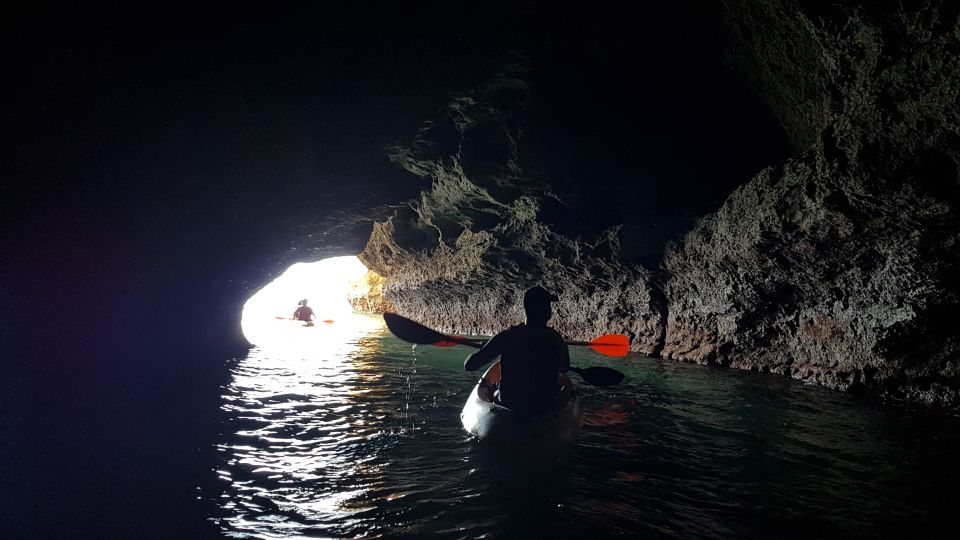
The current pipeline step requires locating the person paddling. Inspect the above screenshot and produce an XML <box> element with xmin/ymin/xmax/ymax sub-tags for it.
<box><xmin>293</xmin><ymin>299</ymin><xmax>315</xmax><ymax>323</ymax></box>
<box><xmin>464</xmin><ymin>286</ymin><xmax>571</xmax><ymax>415</ymax></box>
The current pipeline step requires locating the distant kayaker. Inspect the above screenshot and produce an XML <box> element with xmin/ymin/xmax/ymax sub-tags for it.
<box><xmin>293</xmin><ymin>299</ymin><xmax>315</xmax><ymax>322</ymax></box>
<box><xmin>464</xmin><ymin>286</ymin><xmax>571</xmax><ymax>415</ymax></box>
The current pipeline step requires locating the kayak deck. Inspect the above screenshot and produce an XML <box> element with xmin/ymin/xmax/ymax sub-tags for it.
<box><xmin>460</xmin><ymin>361</ymin><xmax>582</xmax><ymax>456</ymax></box>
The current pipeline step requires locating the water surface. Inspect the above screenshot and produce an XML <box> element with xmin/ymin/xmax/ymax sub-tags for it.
<box><xmin>212</xmin><ymin>315</ymin><xmax>958</xmax><ymax>538</ymax></box>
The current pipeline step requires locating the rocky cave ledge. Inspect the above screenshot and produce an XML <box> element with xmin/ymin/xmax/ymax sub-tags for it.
<box><xmin>340</xmin><ymin>1</ymin><xmax>960</xmax><ymax>408</ymax></box>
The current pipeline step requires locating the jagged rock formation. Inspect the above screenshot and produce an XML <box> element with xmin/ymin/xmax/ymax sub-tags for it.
<box><xmin>347</xmin><ymin>270</ymin><xmax>395</xmax><ymax>313</ymax></box>
<box><xmin>359</xmin><ymin>64</ymin><xmax>665</xmax><ymax>352</ymax></box>
<box><xmin>361</xmin><ymin>1</ymin><xmax>960</xmax><ymax>407</ymax></box>
<box><xmin>662</xmin><ymin>1</ymin><xmax>960</xmax><ymax>406</ymax></box>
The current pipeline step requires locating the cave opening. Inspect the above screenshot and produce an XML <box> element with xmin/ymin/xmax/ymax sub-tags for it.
<box><xmin>239</xmin><ymin>256</ymin><xmax>385</xmax><ymax>348</ymax></box>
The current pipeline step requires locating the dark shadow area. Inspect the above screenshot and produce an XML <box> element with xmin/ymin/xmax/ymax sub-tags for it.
<box><xmin>519</xmin><ymin>3</ymin><xmax>790</xmax><ymax>259</ymax></box>
<box><xmin>3</xmin><ymin>1</ymin><xmax>787</xmax><ymax>536</ymax></box>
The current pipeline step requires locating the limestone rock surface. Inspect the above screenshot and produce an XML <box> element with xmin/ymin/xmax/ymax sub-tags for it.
<box><xmin>360</xmin><ymin>66</ymin><xmax>665</xmax><ymax>353</ymax></box>
<box><xmin>360</xmin><ymin>1</ymin><xmax>960</xmax><ymax>407</ymax></box>
<box><xmin>663</xmin><ymin>1</ymin><xmax>960</xmax><ymax>406</ymax></box>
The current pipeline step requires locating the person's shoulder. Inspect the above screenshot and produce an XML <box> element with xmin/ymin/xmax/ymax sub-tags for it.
<box><xmin>491</xmin><ymin>325</ymin><xmax>512</xmax><ymax>337</ymax></box>
<box><xmin>494</xmin><ymin>324</ymin><xmax>525</xmax><ymax>341</ymax></box>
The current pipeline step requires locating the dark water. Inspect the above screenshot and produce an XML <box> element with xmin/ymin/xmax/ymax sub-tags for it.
<box><xmin>212</xmin><ymin>315</ymin><xmax>958</xmax><ymax>538</ymax></box>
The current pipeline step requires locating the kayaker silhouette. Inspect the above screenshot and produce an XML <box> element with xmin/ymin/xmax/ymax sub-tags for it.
<box><xmin>465</xmin><ymin>286</ymin><xmax>571</xmax><ymax>415</ymax></box>
<box><xmin>293</xmin><ymin>299</ymin><xmax>315</xmax><ymax>322</ymax></box>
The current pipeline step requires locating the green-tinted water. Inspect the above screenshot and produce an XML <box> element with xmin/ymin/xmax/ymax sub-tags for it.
<box><xmin>213</xmin><ymin>315</ymin><xmax>958</xmax><ymax>538</ymax></box>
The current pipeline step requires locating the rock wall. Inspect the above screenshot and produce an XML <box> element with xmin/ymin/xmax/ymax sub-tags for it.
<box><xmin>359</xmin><ymin>64</ymin><xmax>665</xmax><ymax>353</ymax></box>
<box><xmin>662</xmin><ymin>155</ymin><xmax>960</xmax><ymax>405</ymax></box>
<box><xmin>361</xmin><ymin>1</ymin><xmax>960</xmax><ymax>407</ymax></box>
<box><xmin>347</xmin><ymin>270</ymin><xmax>395</xmax><ymax>313</ymax></box>
<box><xmin>662</xmin><ymin>1</ymin><xmax>960</xmax><ymax>406</ymax></box>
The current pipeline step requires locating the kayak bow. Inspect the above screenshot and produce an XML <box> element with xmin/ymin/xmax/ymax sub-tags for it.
<box><xmin>461</xmin><ymin>361</ymin><xmax>582</xmax><ymax>456</ymax></box>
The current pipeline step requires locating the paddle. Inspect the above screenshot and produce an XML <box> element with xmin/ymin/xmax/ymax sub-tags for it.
<box><xmin>383</xmin><ymin>313</ymin><xmax>627</xmax><ymax>387</ymax></box>
<box><xmin>568</xmin><ymin>366</ymin><xmax>624</xmax><ymax>387</ymax></box>
<box><xmin>275</xmin><ymin>316</ymin><xmax>334</xmax><ymax>324</ymax></box>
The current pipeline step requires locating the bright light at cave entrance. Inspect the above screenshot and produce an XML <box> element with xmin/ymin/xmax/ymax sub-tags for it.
<box><xmin>240</xmin><ymin>256</ymin><xmax>377</xmax><ymax>347</ymax></box>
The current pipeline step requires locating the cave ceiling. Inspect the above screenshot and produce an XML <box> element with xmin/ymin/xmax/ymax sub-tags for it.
<box><xmin>5</xmin><ymin>1</ymin><xmax>787</xmax><ymax>283</ymax></box>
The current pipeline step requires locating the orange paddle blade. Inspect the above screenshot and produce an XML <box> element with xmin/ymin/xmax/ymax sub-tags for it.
<box><xmin>321</xmin><ymin>319</ymin><xmax>334</xmax><ymax>324</ymax></box>
<box><xmin>589</xmin><ymin>334</ymin><xmax>630</xmax><ymax>357</ymax></box>
<box><xmin>432</xmin><ymin>335</ymin><xmax>468</xmax><ymax>347</ymax></box>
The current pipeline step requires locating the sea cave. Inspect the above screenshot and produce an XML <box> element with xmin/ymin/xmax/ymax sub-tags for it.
<box><xmin>3</xmin><ymin>1</ymin><xmax>959</xmax><ymax>537</ymax></box>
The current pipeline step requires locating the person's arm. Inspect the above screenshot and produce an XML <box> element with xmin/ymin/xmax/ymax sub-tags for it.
<box><xmin>464</xmin><ymin>331</ymin><xmax>508</xmax><ymax>371</ymax></box>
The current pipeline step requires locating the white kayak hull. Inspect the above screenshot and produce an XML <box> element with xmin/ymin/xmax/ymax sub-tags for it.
<box><xmin>460</xmin><ymin>361</ymin><xmax>582</xmax><ymax>456</ymax></box>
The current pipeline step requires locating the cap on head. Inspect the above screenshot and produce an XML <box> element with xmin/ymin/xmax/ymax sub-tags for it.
<box><xmin>523</xmin><ymin>285</ymin><xmax>559</xmax><ymax>310</ymax></box>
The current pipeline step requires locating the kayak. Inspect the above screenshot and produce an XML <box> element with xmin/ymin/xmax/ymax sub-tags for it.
<box><xmin>274</xmin><ymin>316</ymin><xmax>336</xmax><ymax>326</ymax></box>
<box><xmin>460</xmin><ymin>360</ymin><xmax>582</xmax><ymax>456</ymax></box>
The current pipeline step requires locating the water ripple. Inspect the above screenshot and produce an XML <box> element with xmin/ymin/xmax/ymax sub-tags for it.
<box><xmin>213</xmin><ymin>316</ymin><xmax>960</xmax><ymax>538</ymax></box>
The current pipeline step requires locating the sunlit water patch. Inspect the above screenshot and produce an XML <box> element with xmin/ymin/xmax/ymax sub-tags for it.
<box><xmin>214</xmin><ymin>316</ymin><xmax>960</xmax><ymax>538</ymax></box>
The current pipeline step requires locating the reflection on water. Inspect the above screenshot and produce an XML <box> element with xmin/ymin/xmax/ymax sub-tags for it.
<box><xmin>214</xmin><ymin>316</ymin><xmax>960</xmax><ymax>538</ymax></box>
<box><xmin>216</xmin><ymin>314</ymin><xmax>397</xmax><ymax>536</ymax></box>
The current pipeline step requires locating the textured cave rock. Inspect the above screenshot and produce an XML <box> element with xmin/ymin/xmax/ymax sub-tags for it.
<box><xmin>347</xmin><ymin>270</ymin><xmax>395</xmax><ymax>313</ymax></box>
<box><xmin>359</xmin><ymin>63</ymin><xmax>665</xmax><ymax>353</ymax></box>
<box><xmin>359</xmin><ymin>1</ymin><xmax>960</xmax><ymax>407</ymax></box>
<box><xmin>662</xmin><ymin>1</ymin><xmax>960</xmax><ymax>406</ymax></box>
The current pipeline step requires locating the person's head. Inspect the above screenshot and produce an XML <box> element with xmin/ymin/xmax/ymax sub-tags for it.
<box><xmin>301</xmin><ymin>299</ymin><xmax>309</xmax><ymax>306</ymax></box>
<box><xmin>523</xmin><ymin>286</ymin><xmax>558</xmax><ymax>326</ymax></box>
